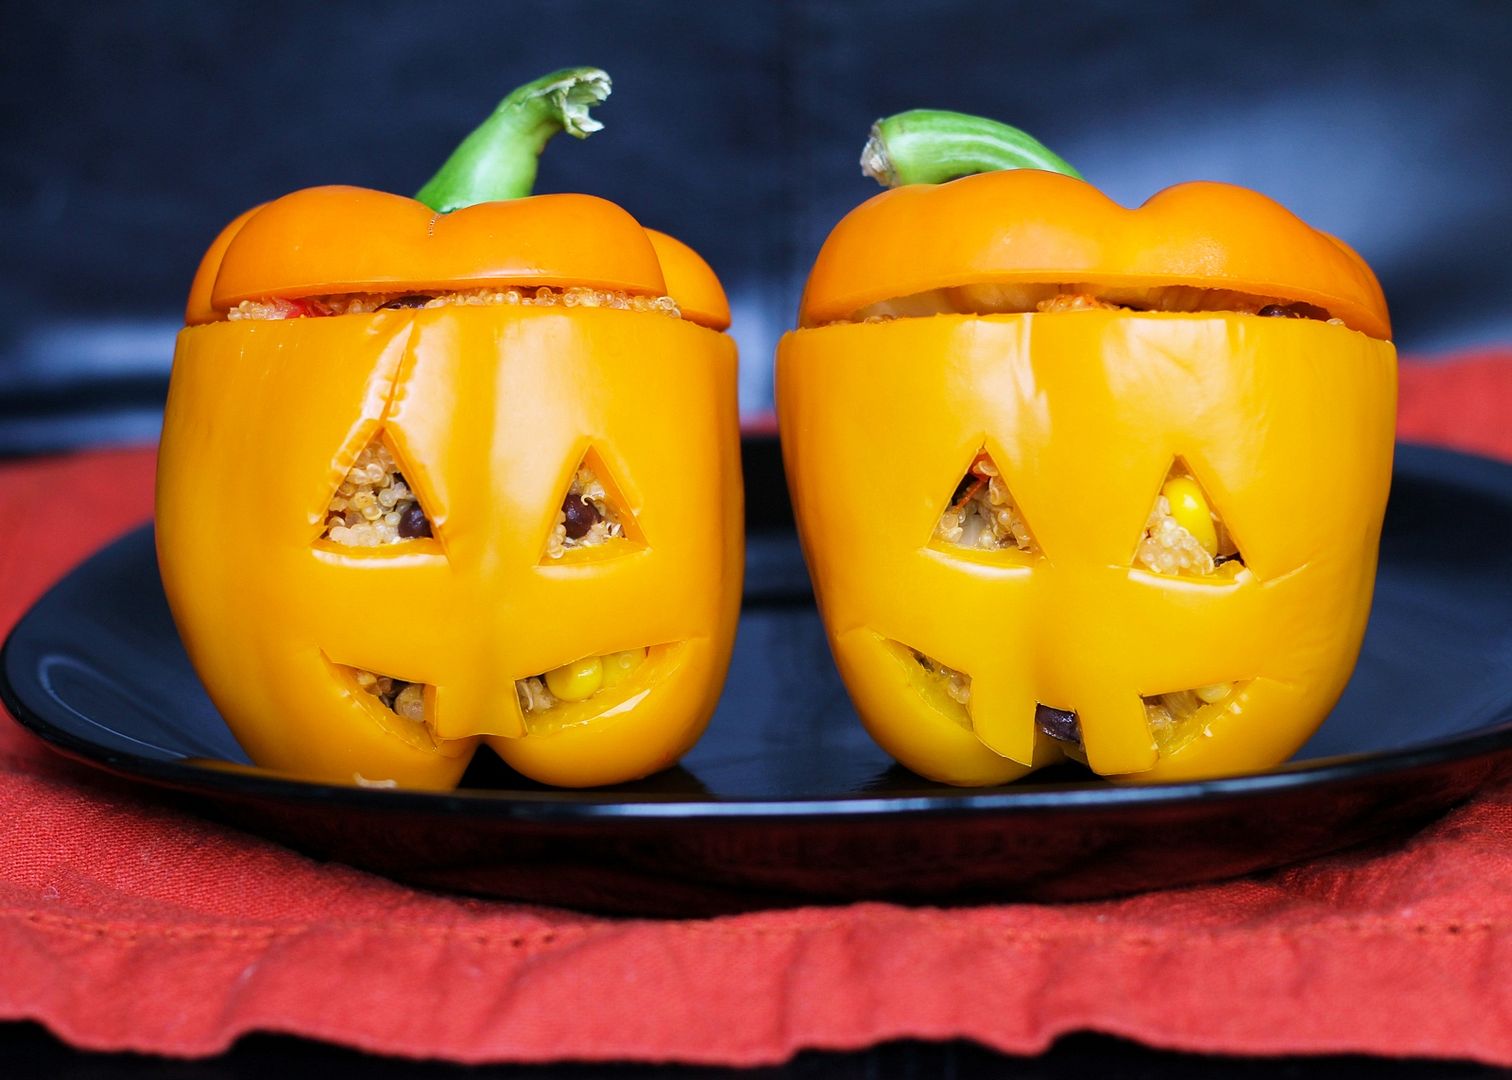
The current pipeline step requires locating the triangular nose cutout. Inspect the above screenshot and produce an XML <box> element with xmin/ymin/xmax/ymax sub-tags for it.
<box><xmin>934</xmin><ymin>451</ymin><xmax>1038</xmax><ymax>554</ymax></box>
<box><xmin>543</xmin><ymin>448</ymin><xmax>643</xmax><ymax>562</ymax></box>
<box><xmin>323</xmin><ymin>433</ymin><xmax>436</xmax><ymax>546</ymax></box>
<box><xmin>1135</xmin><ymin>460</ymin><xmax>1244</xmax><ymax>577</ymax></box>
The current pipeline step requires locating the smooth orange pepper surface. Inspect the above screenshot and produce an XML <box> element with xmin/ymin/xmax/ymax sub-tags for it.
<box><xmin>158</xmin><ymin>187</ymin><xmax>741</xmax><ymax>790</ymax></box>
<box><xmin>777</xmin><ymin>170</ymin><xmax>1396</xmax><ymax>785</ymax></box>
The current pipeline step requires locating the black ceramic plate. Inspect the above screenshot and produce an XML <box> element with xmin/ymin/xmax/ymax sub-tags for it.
<box><xmin>5</xmin><ymin>441</ymin><xmax>1512</xmax><ymax>915</ymax></box>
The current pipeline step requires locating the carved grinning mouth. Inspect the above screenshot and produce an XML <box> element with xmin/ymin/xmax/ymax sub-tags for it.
<box><xmin>331</xmin><ymin>644</ymin><xmax>684</xmax><ymax>744</ymax></box>
<box><xmin>888</xmin><ymin>640</ymin><xmax>1254</xmax><ymax>764</ymax></box>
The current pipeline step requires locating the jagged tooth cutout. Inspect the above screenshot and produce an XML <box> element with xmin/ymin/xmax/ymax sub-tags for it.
<box><xmin>1143</xmin><ymin>680</ymin><xmax>1254</xmax><ymax>755</ymax></box>
<box><xmin>542</xmin><ymin>447</ymin><xmax>644</xmax><ymax>561</ymax></box>
<box><xmin>933</xmin><ymin>450</ymin><xmax>1040</xmax><ymax>555</ymax></box>
<box><xmin>1134</xmin><ymin>459</ymin><xmax>1245</xmax><ymax>578</ymax></box>
<box><xmin>321</xmin><ymin>432</ymin><xmax>436</xmax><ymax>547</ymax></box>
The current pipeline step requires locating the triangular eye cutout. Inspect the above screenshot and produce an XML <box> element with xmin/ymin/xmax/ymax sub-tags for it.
<box><xmin>1135</xmin><ymin>460</ymin><xmax>1245</xmax><ymax>577</ymax></box>
<box><xmin>322</xmin><ymin>433</ymin><xmax>436</xmax><ymax>546</ymax></box>
<box><xmin>934</xmin><ymin>451</ymin><xmax>1039</xmax><ymax>554</ymax></box>
<box><xmin>543</xmin><ymin>448</ymin><xmax>643</xmax><ymax>561</ymax></box>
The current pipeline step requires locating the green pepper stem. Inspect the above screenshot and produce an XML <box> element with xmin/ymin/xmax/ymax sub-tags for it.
<box><xmin>416</xmin><ymin>67</ymin><xmax>611</xmax><ymax>212</ymax></box>
<box><xmin>860</xmin><ymin>109</ymin><xmax>1082</xmax><ymax>187</ymax></box>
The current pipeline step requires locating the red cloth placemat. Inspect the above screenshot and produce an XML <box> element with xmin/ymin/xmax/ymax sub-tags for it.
<box><xmin>1</xmin><ymin>355</ymin><xmax>1510</xmax><ymax>1066</ymax></box>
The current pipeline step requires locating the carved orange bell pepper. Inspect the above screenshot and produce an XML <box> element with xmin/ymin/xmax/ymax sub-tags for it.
<box><xmin>158</xmin><ymin>69</ymin><xmax>742</xmax><ymax>790</ymax></box>
<box><xmin>777</xmin><ymin>110</ymin><xmax>1395</xmax><ymax>785</ymax></box>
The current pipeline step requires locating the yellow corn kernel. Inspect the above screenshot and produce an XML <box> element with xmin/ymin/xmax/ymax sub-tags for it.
<box><xmin>1195</xmin><ymin>682</ymin><xmax>1234</xmax><ymax>704</ymax></box>
<box><xmin>544</xmin><ymin>656</ymin><xmax>604</xmax><ymax>702</ymax></box>
<box><xmin>599</xmin><ymin>647</ymin><xmax>647</xmax><ymax>689</ymax></box>
<box><xmin>1161</xmin><ymin>476</ymin><xmax>1218</xmax><ymax>556</ymax></box>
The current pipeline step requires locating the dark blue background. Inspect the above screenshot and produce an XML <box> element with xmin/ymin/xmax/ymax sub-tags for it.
<box><xmin>3</xmin><ymin>0</ymin><xmax>1510</xmax><ymax>452</ymax></box>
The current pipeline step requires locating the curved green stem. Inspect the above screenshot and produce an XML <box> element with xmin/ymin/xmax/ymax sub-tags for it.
<box><xmin>416</xmin><ymin>67</ymin><xmax>611</xmax><ymax>212</ymax></box>
<box><xmin>860</xmin><ymin>109</ymin><xmax>1081</xmax><ymax>188</ymax></box>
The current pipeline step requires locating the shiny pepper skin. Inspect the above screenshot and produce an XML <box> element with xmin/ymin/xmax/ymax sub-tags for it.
<box><xmin>777</xmin><ymin>170</ymin><xmax>1396</xmax><ymax>786</ymax></box>
<box><xmin>158</xmin><ymin>186</ymin><xmax>742</xmax><ymax>790</ymax></box>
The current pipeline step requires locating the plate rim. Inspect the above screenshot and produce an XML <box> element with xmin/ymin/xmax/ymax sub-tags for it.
<box><xmin>3</xmin><ymin>441</ymin><xmax>1512</xmax><ymax>824</ymax></box>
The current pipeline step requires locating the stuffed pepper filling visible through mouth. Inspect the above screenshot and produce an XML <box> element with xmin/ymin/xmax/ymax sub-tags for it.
<box><xmin>349</xmin><ymin>669</ymin><xmax>429</xmax><ymax>724</ymax></box>
<box><xmin>516</xmin><ymin>646</ymin><xmax>650</xmax><ymax>718</ymax></box>
<box><xmin>906</xmin><ymin>642</ymin><xmax>1238</xmax><ymax>762</ymax></box>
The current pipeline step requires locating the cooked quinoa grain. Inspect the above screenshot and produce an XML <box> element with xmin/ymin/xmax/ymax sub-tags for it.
<box><xmin>516</xmin><ymin>675</ymin><xmax>558</xmax><ymax>714</ymax></box>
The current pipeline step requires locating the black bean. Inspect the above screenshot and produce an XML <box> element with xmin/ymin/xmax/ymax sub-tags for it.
<box><xmin>1258</xmin><ymin>304</ymin><xmax>1304</xmax><ymax>318</ymax></box>
<box><xmin>562</xmin><ymin>494</ymin><xmax>600</xmax><ymax>539</ymax></box>
<box><xmin>398</xmin><ymin>503</ymin><xmax>432</xmax><ymax>538</ymax></box>
<box><xmin>1035</xmin><ymin>703</ymin><xmax>1082</xmax><ymax>745</ymax></box>
<box><xmin>380</xmin><ymin>294</ymin><xmax>435</xmax><ymax>310</ymax></box>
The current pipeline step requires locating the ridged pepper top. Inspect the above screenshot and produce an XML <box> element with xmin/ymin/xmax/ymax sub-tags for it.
<box><xmin>798</xmin><ymin>170</ymin><xmax>1390</xmax><ymax>340</ymax></box>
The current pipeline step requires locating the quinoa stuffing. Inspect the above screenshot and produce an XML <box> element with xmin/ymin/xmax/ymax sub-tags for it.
<box><xmin>1145</xmin><ymin>683</ymin><xmax>1237</xmax><ymax>751</ymax></box>
<box><xmin>546</xmin><ymin>465</ymin><xmax>623</xmax><ymax>558</ymax></box>
<box><xmin>1032</xmin><ymin>292</ymin><xmax>1122</xmax><ymax>314</ymax></box>
<box><xmin>351</xmin><ymin>668</ymin><xmax>427</xmax><ymax>723</ymax></box>
<box><xmin>1137</xmin><ymin>494</ymin><xmax>1216</xmax><ymax>576</ymax></box>
<box><xmin>846</xmin><ymin>284</ymin><xmax>1349</xmax><ymax>324</ymax></box>
<box><xmin>935</xmin><ymin>454</ymin><xmax>1034</xmax><ymax>552</ymax></box>
<box><xmin>516</xmin><ymin>676</ymin><xmax>558</xmax><ymax>714</ymax></box>
<box><xmin>324</xmin><ymin>442</ymin><xmax>431</xmax><ymax>546</ymax></box>
<box><xmin>226</xmin><ymin>286</ymin><xmax>681</xmax><ymax>321</ymax></box>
